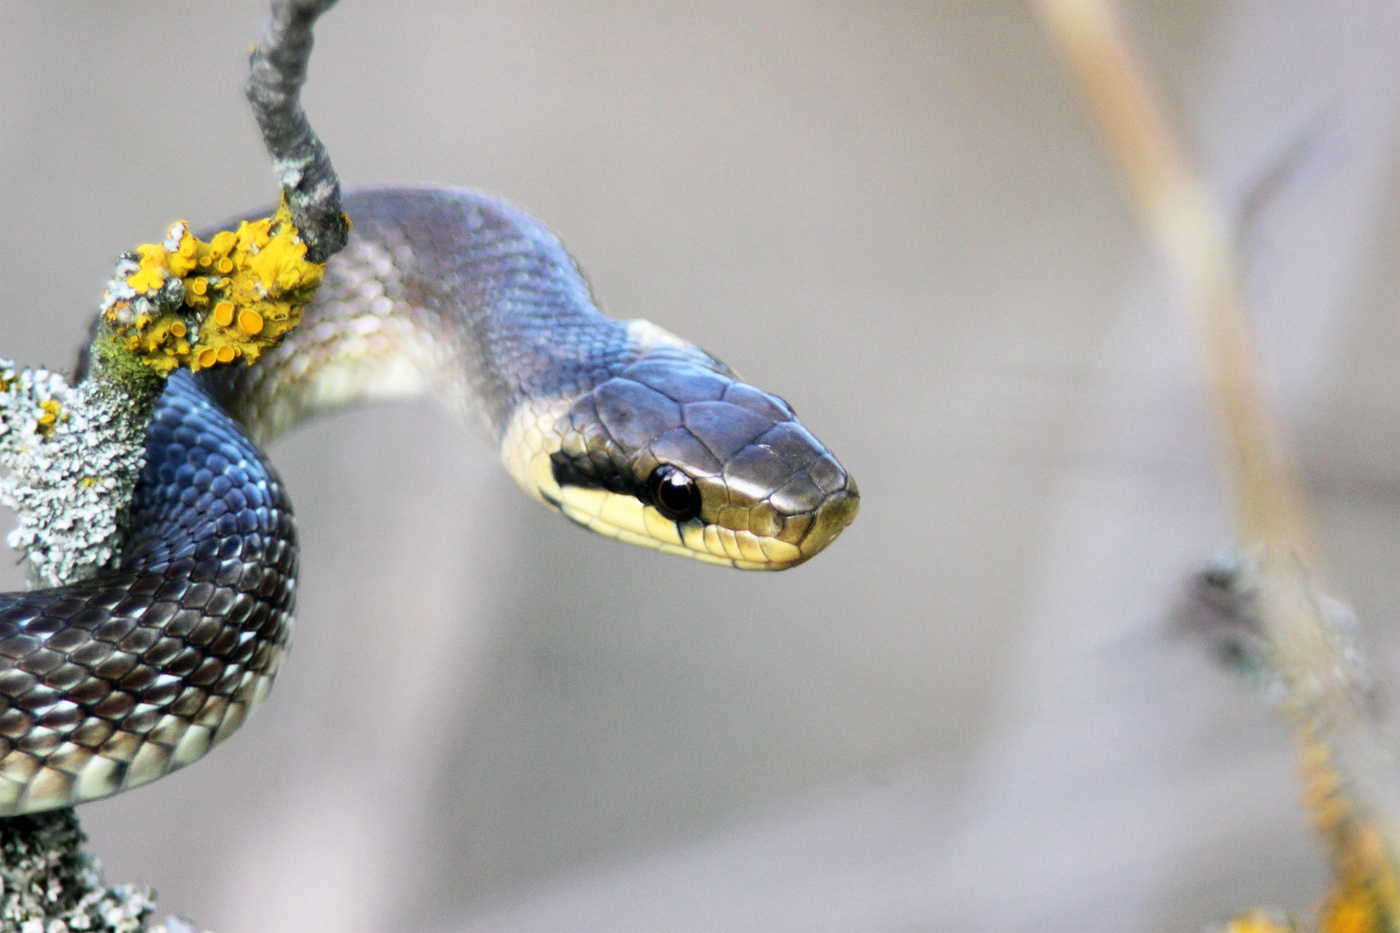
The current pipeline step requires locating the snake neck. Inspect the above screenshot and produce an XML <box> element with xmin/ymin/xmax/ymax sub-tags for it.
<box><xmin>199</xmin><ymin>185</ymin><xmax>637</xmax><ymax>451</ymax></box>
<box><xmin>199</xmin><ymin>185</ymin><xmax>857</xmax><ymax>570</ymax></box>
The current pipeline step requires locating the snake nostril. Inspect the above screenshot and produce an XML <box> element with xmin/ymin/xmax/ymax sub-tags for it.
<box><xmin>749</xmin><ymin>504</ymin><xmax>781</xmax><ymax>539</ymax></box>
<box><xmin>800</xmin><ymin>487</ymin><xmax>860</xmax><ymax>556</ymax></box>
<box><xmin>647</xmin><ymin>465</ymin><xmax>701</xmax><ymax>523</ymax></box>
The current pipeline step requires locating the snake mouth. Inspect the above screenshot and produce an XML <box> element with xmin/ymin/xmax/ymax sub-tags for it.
<box><xmin>539</xmin><ymin>453</ymin><xmax>858</xmax><ymax>571</ymax></box>
<box><xmin>552</xmin><ymin>486</ymin><xmax>804</xmax><ymax>571</ymax></box>
<box><xmin>502</xmin><ymin>411</ymin><xmax>857</xmax><ymax>570</ymax></box>
<box><xmin>794</xmin><ymin>479</ymin><xmax>860</xmax><ymax>560</ymax></box>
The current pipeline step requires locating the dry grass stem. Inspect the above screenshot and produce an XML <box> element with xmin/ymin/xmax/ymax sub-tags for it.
<box><xmin>1038</xmin><ymin>1</ymin><xmax>1400</xmax><ymax>929</ymax></box>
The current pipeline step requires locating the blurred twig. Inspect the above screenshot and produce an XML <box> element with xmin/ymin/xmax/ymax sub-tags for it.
<box><xmin>1038</xmin><ymin>1</ymin><xmax>1400</xmax><ymax>930</ymax></box>
<box><xmin>1037</xmin><ymin>0</ymin><xmax>1312</xmax><ymax>560</ymax></box>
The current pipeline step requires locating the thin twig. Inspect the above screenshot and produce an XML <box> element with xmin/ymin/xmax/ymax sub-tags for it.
<box><xmin>247</xmin><ymin>0</ymin><xmax>348</xmax><ymax>264</ymax></box>
<box><xmin>1037</xmin><ymin>0</ymin><xmax>1313</xmax><ymax>562</ymax></box>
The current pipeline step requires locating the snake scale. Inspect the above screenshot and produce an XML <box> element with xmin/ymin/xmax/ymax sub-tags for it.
<box><xmin>0</xmin><ymin>186</ymin><xmax>858</xmax><ymax>815</ymax></box>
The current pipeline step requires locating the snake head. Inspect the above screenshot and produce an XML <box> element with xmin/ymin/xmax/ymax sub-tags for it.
<box><xmin>505</xmin><ymin>328</ymin><xmax>858</xmax><ymax>570</ymax></box>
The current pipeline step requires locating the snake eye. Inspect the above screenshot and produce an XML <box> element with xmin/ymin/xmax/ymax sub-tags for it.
<box><xmin>647</xmin><ymin>465</ymin><xmax>701</xmax><ymax>523</ymax></box>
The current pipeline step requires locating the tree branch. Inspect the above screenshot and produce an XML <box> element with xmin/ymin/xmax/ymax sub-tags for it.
<box><xmin>247</xmin><ymin>0</ymin><xmax>348</xmax><ymax>264</ymax></box>
<box><xmin>0</xmin><ymin>1</ymin><xmax>348</xmax><ymax>930</ymax></box>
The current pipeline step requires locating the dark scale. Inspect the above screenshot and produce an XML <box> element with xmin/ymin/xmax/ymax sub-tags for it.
<box><xmin>0</xmin><ymin>373</ymin><xmax>296</xmax><ymax>812</ymax></box>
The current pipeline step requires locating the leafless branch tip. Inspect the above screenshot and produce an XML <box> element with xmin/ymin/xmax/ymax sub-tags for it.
<box><xmin>246</xmin><ymin>0</ymin><xmax>348</xmax><ymax>264</ymax></box>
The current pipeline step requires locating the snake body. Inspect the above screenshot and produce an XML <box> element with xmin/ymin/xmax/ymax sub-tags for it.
<box><xmin>0</xmin><ymin>186</ymin><xmax>858</xmax><ymax>814</ymax></box>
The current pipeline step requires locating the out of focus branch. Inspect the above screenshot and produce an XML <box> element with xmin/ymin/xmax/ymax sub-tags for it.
<box><xmin>1037</xmin><ymin>0</ymin><xmax>1313</xmax><ymax>560</ymax></box>
<box><xmin>1038</xmin><ymin>2</ymin><xmax>1400</xmax><ymax>931</ymax></box>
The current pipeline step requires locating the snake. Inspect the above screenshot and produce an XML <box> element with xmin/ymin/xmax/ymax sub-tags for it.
<box><xmin>0</xmin><ymin>186</ymin><xmax>859</xmax><ymax>815</ymax></box>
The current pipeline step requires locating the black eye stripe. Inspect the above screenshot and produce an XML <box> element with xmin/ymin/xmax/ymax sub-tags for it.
<box><xmin>647</xmin><ymin>465</ymin><xmax>701</xmax><ymax>523</ymax></box>
<box><xmin>550</xmin><ymin>450</ymin><xmax>638</xmax><ymax>497</ymax></box>
<box><xmin>550</xmin><ymin>453</ymin><xmax>704</xmax><ymax>524</ymax></box>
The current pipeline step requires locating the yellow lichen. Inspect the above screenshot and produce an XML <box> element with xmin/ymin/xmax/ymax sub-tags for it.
<box><xmin>238</xmin><ymin>309</ymin><xmax>264</xmax><ymax>335</ymax></box>
<box><xmin>36</xmin><ymin>399</ymin><xmax>62</xmax><ymax>437</ymax></box>
<box><xmin>1298</xmin><ymin>732</ymin><xmax>1400</xmax><ymax>933</ymax></box>
<box><xmin>104</xmin><ymin>199</ymin><xmax>330</xmax><ymax>375</ymax></box>
<box><xmin>113</xmin><ymin>310</ymin><xmax>201</xmax><ymax>377</ymax></box>
<box><xmin>1223</xmin><ymin>728</ymin><xmax>1400</xmax><ymax>933</ymax></box>
<box><xmin>127</xmin><ymin>257</ymin><xmax>165</xmax><ymax>295</ymax></box>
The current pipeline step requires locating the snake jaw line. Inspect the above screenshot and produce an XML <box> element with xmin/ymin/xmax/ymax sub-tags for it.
<box><xmin>500</xmin><ymin>385</ymin><xmax>812</xmax><ymax>570</ymax></box>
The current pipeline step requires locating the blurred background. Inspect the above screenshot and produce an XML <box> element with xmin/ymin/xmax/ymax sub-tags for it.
<box><xmin>0</xmin><ymin>2</ymin><xmax>1397</xmax><ymax>930</ymax></box>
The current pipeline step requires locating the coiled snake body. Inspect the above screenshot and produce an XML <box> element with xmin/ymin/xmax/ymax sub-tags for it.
<box><xmin>0</xmin><ymin>186</ymin><xmax>858</xmax><ymax>815</ymax></box>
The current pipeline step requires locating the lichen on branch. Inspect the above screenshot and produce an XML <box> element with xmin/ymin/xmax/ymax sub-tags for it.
<box><xmin>0</xmin><ymin>364</ymin><xmax>149</xmax><ymax>589</ymax></box>
<box><xmin>0</xmin><ymin>809</ymin><xmax>170</xmax><ymax>933</ymax></box>
<box><xmin>0</xmin><ymin>2</ymin><xmax>346</xmax><ymax>929</ymax></box>
<box><xmin>100</xmin><ymin>201</ymin><xmax>324</xmax><ymax>376</ymax></box>
<box><xmin>0</xmin><ymin>199</ymin><xmax>326</xmax><ymax>593</ymax></box>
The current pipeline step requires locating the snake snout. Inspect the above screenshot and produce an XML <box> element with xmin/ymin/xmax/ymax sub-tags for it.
<box><xmin>799</xmin><ymin>476</ymin><xmax>860</xmax><ymax>561</ymax></box>
<box><xmin>713</xmin><ymin>419</ymin><xmax>860</xmax><ymax>567</ymax></box>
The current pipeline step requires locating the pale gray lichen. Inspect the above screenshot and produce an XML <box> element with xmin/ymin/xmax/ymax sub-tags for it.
<box><xmin>0</xmin><ymin>363</ymin><xmax>151</xmax><ymax>588</ymax></box>
<box><xmin>0</xmin><ymin>809</ymin><xmax>200</xmax><ymax>933</ymax></box>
